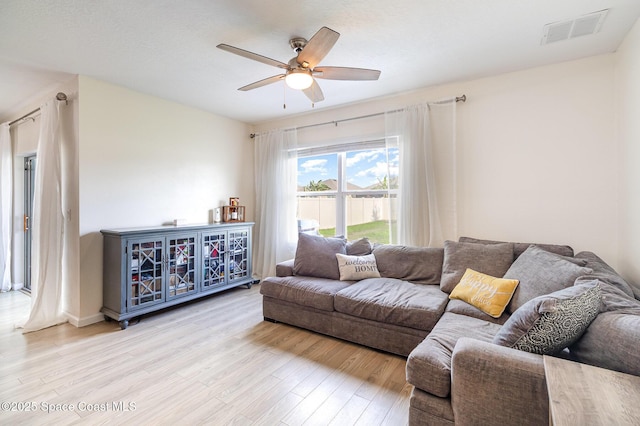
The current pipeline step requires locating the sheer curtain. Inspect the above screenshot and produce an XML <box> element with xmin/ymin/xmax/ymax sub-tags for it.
<box><xmin>385</xmin><ymin>99</ymin><xmax>457</xmax><ymax>247</ymax></box>
<box><xmin>253</xmin><ymin>129</ymin><xmax>298</xmax><ymax>279</ymax></box>
<box><xmin>21</xmin><ymin>99</ymin><xmax>67</xmax><ymax>332</ymax></box>
<box><xmin>0</xmin><ymin>123</ymin><xmax>12</xmax><ymax>292</ymax></box>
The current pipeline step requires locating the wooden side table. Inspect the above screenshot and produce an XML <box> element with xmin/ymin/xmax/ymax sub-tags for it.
<box><xmin>543</xmin><ymin>355</ymin><xmax>640</xmax><ymax>425</ymax></box>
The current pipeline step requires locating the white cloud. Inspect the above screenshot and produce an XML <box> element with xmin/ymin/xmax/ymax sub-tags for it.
<box><xmin>300</xmin><ymin>158</ymin><xmax>328</xmax><ymax>174</ymax></box>
<box><xmin>346</xmin><ymin>149</ymin><xmax>384</xmax><ymax>167</ymax></box>
<box><xmin>356</xmin><ymin>161</ymin><xmax>399</xmax><ymax>181</ymax></box>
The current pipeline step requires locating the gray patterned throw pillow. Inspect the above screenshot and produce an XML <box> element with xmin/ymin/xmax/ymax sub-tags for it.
<box><xmin>493</xmin><ymin>281</ymin><xmax>601</xmax><ymax>355</ymax></box>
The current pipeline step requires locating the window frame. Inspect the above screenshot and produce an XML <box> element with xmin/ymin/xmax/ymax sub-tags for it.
<box><xmin>296</xmin><ymin>139</ymin><xmax>398</xmax><ymax>240</ymax></box>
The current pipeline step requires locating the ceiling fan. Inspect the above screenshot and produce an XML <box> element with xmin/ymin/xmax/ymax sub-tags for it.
<box><xmin>217</xmin><ymin>27</ymin><xmax>381</xmax><ymax>103</ymax></box>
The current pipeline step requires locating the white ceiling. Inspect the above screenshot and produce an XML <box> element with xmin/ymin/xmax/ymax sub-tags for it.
<box><xmin>1</xmin><ymin>0</ymin><xmax>639</xmax><ymax>124</ymax></box>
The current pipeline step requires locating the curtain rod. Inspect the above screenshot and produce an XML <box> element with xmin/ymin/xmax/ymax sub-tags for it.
<box><xmin>250</xmin><ymin>94</ymin><xmax>466</xmax><ymax>139</ymax></box>
<box><xmin>7</xmin><ymin>92</ymin><xmax>68</xmax><ymax>127</ymax></box>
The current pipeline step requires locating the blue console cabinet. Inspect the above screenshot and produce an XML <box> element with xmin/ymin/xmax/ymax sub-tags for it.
<box><xmin>101</xmin><ymin>223</ymin><xmax>254</xmax><ymax>329</ymax></box>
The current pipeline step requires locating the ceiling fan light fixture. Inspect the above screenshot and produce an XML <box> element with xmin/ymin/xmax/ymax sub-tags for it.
<box><xmin>218</xmin><ymin>26</ymin><xmax>380</xmax><ymax>104</ymax></box>
<box><xmin>285</xmin><ymin>69</ymin><xmax>313</xmax><ymax>90</ymax></box>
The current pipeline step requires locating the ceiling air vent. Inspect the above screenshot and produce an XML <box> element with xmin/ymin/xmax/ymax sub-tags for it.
<box><xmin>541</xmin><ymin>9</ymin><xmax>608</xmax><ymax>45</ymax></box>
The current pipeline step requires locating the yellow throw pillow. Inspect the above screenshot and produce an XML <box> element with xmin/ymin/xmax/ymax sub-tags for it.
<box><xmin>449</xmin><ymin>268</ymin><xmax>519</xmax><ymax>318</ymax></box>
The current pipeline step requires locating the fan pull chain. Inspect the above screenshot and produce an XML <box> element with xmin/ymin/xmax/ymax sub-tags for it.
<box><xmin>283</xmin><ymin>82</ymin><xmax>287</xmax><ymax>109</ymax></box>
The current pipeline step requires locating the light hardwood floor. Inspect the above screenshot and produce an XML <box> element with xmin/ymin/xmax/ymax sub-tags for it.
<box><xmin>0</xmin><ymin>285</ymin><xmax>411</xmax><ymax>425</ymax></box>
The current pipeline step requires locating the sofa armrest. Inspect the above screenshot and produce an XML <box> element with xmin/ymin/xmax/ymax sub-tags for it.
<box><xmin>276</xmin><ymin>259</ymin><xmax>295</xmax><ymax>277</ymax></box>
<box><xmin>451</xmin><ymin>338</ymin><xmax>548</xmax><ymax>426</ymax></box>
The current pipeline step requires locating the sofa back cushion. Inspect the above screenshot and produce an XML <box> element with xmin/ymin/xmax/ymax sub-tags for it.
<box><xmin>373</xmin><ymin>244</ymin><xmax>443</xmax><ymax>284</ymax></box>
<box><xmin>346</xmin><ymin>237</ymin><xmax>373</xmax><ymax>256</ymax></box>
<box><xmin>458</xmin><ymin>236</ymin><xmax>574</xmax><ymax>258</ymax></box>
<box><xmin>504</xmin><ymin>245</ymin><xmax>592</xmax><ymax>313</ymax></box>
<box><xmin>575</xmin><ymin>251</ymin><xmax>637</xmax><ymax>299</ymax></box>
<box><xmin>440</xmin><ymin>240</ymin><xmax>514</xmax><ymax>293</ymax></box>
<box><xmin>293</xmin><ymin>233</ymin><xmax>346</xmax><ymax>280</ymax></box>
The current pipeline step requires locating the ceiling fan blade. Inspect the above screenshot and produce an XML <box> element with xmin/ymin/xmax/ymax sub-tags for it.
<box><xmin>297</xmin><ymin>27</ymin><xmax>340</xmax><ymax>69</ymax></box>
<box><xmin>217</xmin><ymin>44</ymin><xmax>289</xmax><ymax>69</ymax></box>
<box><xmin>303</xmin><ymin>79</ymin><xmax>324</xmax><ymax>103</ymax></box>
<box><xmin>314</xmin><ymin>66</ymin><xmax>381</xmax><ymax>81</ymax></box>
<box><xmin>238</xmin><ymin>74</ymin><xmax>285</xmax><ymax>91</ymax></box>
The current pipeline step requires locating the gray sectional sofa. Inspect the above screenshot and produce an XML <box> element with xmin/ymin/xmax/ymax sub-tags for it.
<box><xmin>260</xmin><ymin>234</ymin><xmax>640</xmax><ymax>425</ymax></box>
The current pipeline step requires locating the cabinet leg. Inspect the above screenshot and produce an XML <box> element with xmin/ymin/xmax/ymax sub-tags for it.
<box><xmin>119</xmin><ymin>320</ymin><xmax>129</xmax><ymax>330</ymax></box>
<box><xmin>246</xmin><ymin>282</ymin><xmax>252</xmax><ymax>289</ymax></box>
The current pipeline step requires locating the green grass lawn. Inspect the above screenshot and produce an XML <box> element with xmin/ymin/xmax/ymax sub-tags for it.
<box><xmin>319</xmin><ymin>220</ymin><xmax>395</xmax><ymax>244</ymax></box>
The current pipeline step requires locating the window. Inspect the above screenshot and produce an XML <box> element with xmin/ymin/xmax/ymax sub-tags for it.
<box><xmin>296</xmin><ymin>141</ymin><xmax>399</xmax><ymax>244</ymax></box>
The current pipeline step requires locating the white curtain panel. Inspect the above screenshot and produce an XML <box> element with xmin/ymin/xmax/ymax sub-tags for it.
<box><xmin>21</xmin><ymin>99</ymin><xmax>67</xmax><ymax>332</ymax></box>
<box><xmin>253</xmin><ymin>129</ymin><xmax>298</xmax><ymax>279</ymax></box>
<box><xmin>385</xmin><ymin>100</ymin><xmax>457</xmax><ymax>247</ymax></box>
<box><xmin>428</xmin><ymin>100</ymin><xmax>458</xmax><ymax>242</ymax></box>
<box><xmin>0</xmin><ymin>123</ymin><xmax>12</xmax><ymax>292</ymax></box>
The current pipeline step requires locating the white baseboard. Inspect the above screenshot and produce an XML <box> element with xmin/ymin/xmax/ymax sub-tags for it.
<box><xmin>66</xmin><ymin>312</ymin><xmax>104</xmax><ymax>328</ymax></box>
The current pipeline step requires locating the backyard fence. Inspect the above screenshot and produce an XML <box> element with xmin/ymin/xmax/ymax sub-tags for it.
<box><xmin>297</xmin><ymin>196</ymin><xmax>396</xmax><ymax>230</ymax></box>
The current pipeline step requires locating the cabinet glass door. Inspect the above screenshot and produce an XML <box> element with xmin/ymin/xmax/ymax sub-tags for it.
<box><xmin>228</xmin><ymin>229</ymin><xmax>249</xmax><ymax>283</ymax></box>
<box><xmin>202</xmin><ymin>232</ymin><xmax>226</xmax><ymax>290</ymax></box>
<box><xmin>129</xmin><ymin>239</ymin><xmax>164</xmax><ymax>309</ymax></box>
<box><xmin>167</xmin><ymin>235</ymin><xmax>197</xmax><ymax>299</ymax></box>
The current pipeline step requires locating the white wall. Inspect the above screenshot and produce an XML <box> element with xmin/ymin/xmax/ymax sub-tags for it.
<box><xmin>254</xmin><ymin>54</ymin><xmax>619</xmax><ymax>267</ymax></box>
<box><xmin>455</xmin><ymin>55</ymin><xmax>616</xmax><ymax>261</ymax></box>
<box><xmin>616</xmin><ymin>17</ymin><xmax>640</xmax><ymax>290</ymax></box>
<box><xmin>78</xmin><ymin>76</ymin><xmax>253</xmax><ymax>323</ymax></box>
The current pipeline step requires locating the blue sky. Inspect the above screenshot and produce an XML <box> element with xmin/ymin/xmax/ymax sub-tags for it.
<box><xmin>297</xmin><ymin>148</ymin><xmax>399</xmax><ymax>189</ymax></box>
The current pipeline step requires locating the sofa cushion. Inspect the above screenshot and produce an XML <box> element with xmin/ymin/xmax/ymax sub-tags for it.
<box><xmin>575</xmin><ymin>251</ymin><xmax>636</xmax><ymax>299</ymax></box>
<box><xmin>259</xmin><ymin>276</ymin><xmax>353</xmax><ymax>312</ymax></box>
<box><xmin>335</xmin><ymin>253</ymin><xmax>381</xmax><ymax>281</ymax></box>
<box><xmin>346</xmin><ymin>237</ymin><xmax>373</xmax><ymax>256</ymax></box>
<box><xmin>569</xmin><ymin>308</ymin><xmax>640</xmax><ymax>376</ymax></box>
<box><xmin>505</xmin><ymin>245</ymin><xmax>592</xmax><ymax>314</ymax></box>
<box><xmin>449</xmin><ymin>269</ymin><xmax>519</xmax><ymax>318</ymax></box>
<box><xmin>493</xmin><ymin>281</ymin><xmax>601</xmax><ymax>355</ymax></box>
<box><xmin>334</xmin><ymin>278</ymin><xmax>448</xmax><ymax>331</ymax></box>
<box><xmin>293</xmin><ymin>233</ymin><xmax>346</xmax><ymax>280</ymax></box>
<box><xmin>445</xmin><ymin>299</ymin><xmax>510</xmax><ymax>324</ymax></box>
<box><xmin>458</xmin><ymin>236</ymin><xmax>575</xmax><ymax>258</ymax></box>
<box><xmin>440</xmin><ymin>240</ymin><xmax>514</xmax><ymax>293</ymax></box>
<box><xmin>373</xmin><ymin>244</ymin><xmax>444</xmax><ymax>284</ymax></box>
<box><xmin>406</xmin><ymin>312</ymin><xmax>502</xmax><ymax>398</ymax></box>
